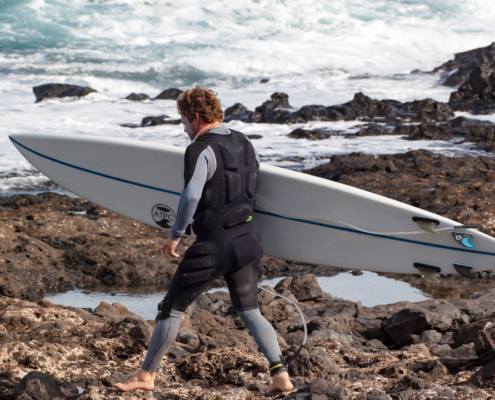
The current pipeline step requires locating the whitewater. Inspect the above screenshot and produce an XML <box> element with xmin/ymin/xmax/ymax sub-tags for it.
<box><xmin>1</xmin><ymin>0</ymin><xmax>495</xmax><ymax>194</ymax></box>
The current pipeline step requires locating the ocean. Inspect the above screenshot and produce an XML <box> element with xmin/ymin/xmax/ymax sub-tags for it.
<box><xmin>1</xmin><ymin>0</ymin><xmax>495</xmax><ymax>193</ymax></box>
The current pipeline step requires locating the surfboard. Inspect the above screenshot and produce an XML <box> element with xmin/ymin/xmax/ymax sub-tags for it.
<box><xmin>9</xmin><ymin>133</ymin><xmax>495</xmax><ymax>280</ymax></box>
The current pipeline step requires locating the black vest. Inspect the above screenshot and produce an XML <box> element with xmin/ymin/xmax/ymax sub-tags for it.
<box><xmin>192</xmin><ymin>129</ymin><xmax>259</xmax><ymax>240</ymax></box>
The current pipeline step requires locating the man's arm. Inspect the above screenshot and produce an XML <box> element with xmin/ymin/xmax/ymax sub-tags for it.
<box><xmin>163</xmin><ymin>142</ymin><xmax>216</xmax><ymax>252</ymax></box>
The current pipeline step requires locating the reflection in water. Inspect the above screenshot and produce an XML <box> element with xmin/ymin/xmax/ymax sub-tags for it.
<box><xmin>379</xmin><ymin>272</ymin><xmax>495</xmax><ymax>300</ymax></box>
<box><xmin>45</xmin><ymin>271</ymin><xmax>434</xmax><ymax>320</ymax></box>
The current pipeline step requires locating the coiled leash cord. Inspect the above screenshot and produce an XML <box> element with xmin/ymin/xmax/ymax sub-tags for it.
<box><xmin>257</xmin><ymin>285</ymin><xmax>307</xmax><ymax>366</ymax></box>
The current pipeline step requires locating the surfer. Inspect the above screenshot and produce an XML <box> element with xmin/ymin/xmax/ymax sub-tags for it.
<box><xmin>115</xmin><ymin>86</ymin><xmax>294</xmax><ymax>393</ymax></box>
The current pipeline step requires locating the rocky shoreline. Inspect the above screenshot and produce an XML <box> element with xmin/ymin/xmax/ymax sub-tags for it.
<box><xmin>2</xmin><ymin>275</ymin><xmax>495</xmax><ymax>399</ymax></box>
<box><xmin>2</xmin><ymin>43</ymin><xmax>495</xmax><ymax>399</ymax></box>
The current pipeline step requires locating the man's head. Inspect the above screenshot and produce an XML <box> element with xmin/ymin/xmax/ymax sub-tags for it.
<box><xmin>177</xmin><ymin>86</ymin><xmax>223</xmax><ymax>139</ymax></box>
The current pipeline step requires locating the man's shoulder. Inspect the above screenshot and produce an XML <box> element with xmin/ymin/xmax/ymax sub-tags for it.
<box><xmin>185</xmin><ymin>140</ymin><xmax>209</xmax><ymax>159</ymax></box>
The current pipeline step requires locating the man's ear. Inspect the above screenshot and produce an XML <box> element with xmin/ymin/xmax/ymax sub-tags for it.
<box><xmin>192</xmin><ymin>113</ymin><xmax>201</xmax><ymax>127</ymax></box>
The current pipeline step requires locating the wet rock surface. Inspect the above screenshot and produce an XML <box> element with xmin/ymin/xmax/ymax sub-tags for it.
<box><xmin>2</xmin><ymin>277</ymin><xmax>495</xmax><ymax>399</ymax></box>
<box><xmin>33</xmin><ymin>84</ymin><xmax>97</xmax><ymax>103</ymax></box>
<box><xmin>434</xmin><ymin>42</ymin><xmax>495</xmax><ymax>88</ymax></box>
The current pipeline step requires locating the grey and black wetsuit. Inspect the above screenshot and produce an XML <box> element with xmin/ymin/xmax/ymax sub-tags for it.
<box><xmin>142</xmin><ymin>125</ymin><xmax>285</xmax><ymax>375</ymax></box>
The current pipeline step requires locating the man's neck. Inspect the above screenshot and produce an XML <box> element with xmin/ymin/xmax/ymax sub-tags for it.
<box><xmin>192</xmin><ymin>122</ymin><xmax>222</xmax><ymax>142</ymax></box>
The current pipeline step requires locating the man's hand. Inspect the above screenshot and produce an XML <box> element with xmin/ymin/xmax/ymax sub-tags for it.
<box><xmin>162</xmin><ymin>237</ymin><xmax>180</xmax><ymax>258</ymax></box>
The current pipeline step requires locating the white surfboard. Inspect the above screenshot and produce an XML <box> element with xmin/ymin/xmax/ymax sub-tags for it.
<box><xmin>9</xmin><ymin>133</ymin><xmax>495</xmax><ymax>280</ymax></box>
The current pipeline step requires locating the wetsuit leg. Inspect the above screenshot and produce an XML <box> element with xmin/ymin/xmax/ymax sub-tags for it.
<box><xmin>237</xmin><ymin>308</ymin><xmax>284</xmax><ymax>367</ymax></box>
<box><xmin>142</xmin><ymin>308</ymin><xmax>183</xmax><ymax>372</ymax></box>
<box><xmin>224</xmin><ymin>258</ymin><xmax>287</xmax><ymax>376</ymax></box>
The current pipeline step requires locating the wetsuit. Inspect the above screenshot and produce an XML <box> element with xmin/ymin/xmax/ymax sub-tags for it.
<box><xmin>142</xmin><ymin>125</ymin><xmax>286</xmax><ymax>376</ymax></box>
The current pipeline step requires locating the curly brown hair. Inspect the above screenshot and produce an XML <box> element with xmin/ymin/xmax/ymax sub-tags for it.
<box><xmin>176</xmin><ymin>86</ymin><xmax>223</xmax><ymax>123</ymax></box>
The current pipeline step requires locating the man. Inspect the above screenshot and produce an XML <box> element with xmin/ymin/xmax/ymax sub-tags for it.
<box><xmin>115</xmin><ymin>86</ymin><xmax>293</xmax><ymax>393</ymax></box>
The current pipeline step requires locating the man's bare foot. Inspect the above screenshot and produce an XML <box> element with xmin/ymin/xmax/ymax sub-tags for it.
<box><xmin>267</xmin><ymin>371</ymin><xmax>293</xmax><ymax>392</ymax></box>
<box><xmin>114</xmin><ymin>368</ymin><xmax>155</xmax><ymax>392</ymax></box>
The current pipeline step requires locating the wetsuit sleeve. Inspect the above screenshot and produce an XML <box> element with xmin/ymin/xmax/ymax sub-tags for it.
<box><xmin>170</xmin><ymin>142</ymin><xmax>215</xmax><ymax>240</ymax></box>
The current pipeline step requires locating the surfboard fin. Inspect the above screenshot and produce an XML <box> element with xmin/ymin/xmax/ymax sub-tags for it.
<box><xmin>412</xmin><ymin>217</ymin><xmax>440</xmax><ymax>234</ymax></box>
<box><xmin>414</xmin><ymin>263</ymin><xmax>442</xmax><ymax>283</ymax></box>
<box><xmin>451</xmin><ymin>263</ymin><xmax>477</xmax><ymax>279</ymax></box>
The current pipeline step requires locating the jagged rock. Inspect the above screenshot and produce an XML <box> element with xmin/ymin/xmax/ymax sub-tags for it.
<box><xmin>449</xmin><ymin>65</ymin><xmax>495</xmax><ymax>114</ymax></box>
<box><xmin>15</xmin><ymin>371</ymin><xmax>79</xmax><ymax>400</ymax></box>
<box><xmin>141</xmin><ymin>115</ymin><xmax>181</xmax><ymax>126</ymax></box>
<box><xmin>154</xmin><ymin>88</ymin><xmax>183</xmax><ymax>100</ymax></box>
<box><xmin>434</xmin><ymin>42</ymin><xmax>495</xmax><ymax>87</ymax></box>
<box><xmin>33</xmin><ymin>84</ymin><xmax>97</xmax><ymax>102</ymax></box>
<box><xmin>225</xmin><ymin>103</ymin><xmax>248</xmax><ymax>116</ymax></box>
<box><xmin>288</xmin><ymin>128</ymin><xmax>331</xmax><ymax>140</ymax></box>
<box><xmin>382</xmin><ymin>301</ymin><xmax>460</xmax><ymax>346</ymax></box>
<box><xmin>419</xmin><ymin>330</ymin><xmax>442</xmax><ymax>345</ymax></box>
<box><xmin>255</xmin><ymin>92</ymin><xmax>293</xmax><ymax>115</ymax></box>
<box><xmin>289</xmin><ymin>274</ymin><xmax>324</xmax><ymax>301</ymax></box>
<box><xmin>125</xmin><ymin>93</ymin><xmax>150</xmax><ymax>101</ymax></box>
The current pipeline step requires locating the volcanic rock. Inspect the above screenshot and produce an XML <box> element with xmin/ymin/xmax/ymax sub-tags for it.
<box><xmin>33</xmin><ymin>84</ymin><xmax>97</xmax><ymax>102</ymax></box>
<box><xmin>141</xmin><ymin>115</ymin><xmax>181</xmax><ymax>126</ymax></box>
<box><xmin>434</xmin><ymin>42</ymin><xmax>495</xmax><ymax>87</ymax></box>
<box><xmin>154</xmin><ymin>88</ymin><xmax>183</xmax><ymax>100</ymax></box>
<box><xmin>15</xmin><ymin>371</ymin><xmax>80</xmax><ymax>400</ymax></box>
<box><xmin>289</xmin><ymin>128</ymin><xmax>331</xmax><ymax>140</ymax></box>
<box><xmin>125</xmin><ymin>93</ymin><xmax>150</xmax><ymax>101</ymax></box>
<box><xmin>449</xmin><ymin>65</ymin><xmax>495</xmax><ymax>114</ymax></box>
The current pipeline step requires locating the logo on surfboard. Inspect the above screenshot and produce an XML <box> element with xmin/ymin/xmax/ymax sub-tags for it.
<box><xmin>451</xmin><ymin>232</ymin><xmax>477</xmax><ymax>249</ymax></box>
<box><xmin>152</xmin><ymin>204</ymin><xmax>176</xmax><ymax>229</ymax></box>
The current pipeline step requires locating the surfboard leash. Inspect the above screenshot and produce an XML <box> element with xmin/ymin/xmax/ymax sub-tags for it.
<box><xmin>257</xmin><ymin>285</ymin><xmax>307</xmax><ymax>367</ymax></box>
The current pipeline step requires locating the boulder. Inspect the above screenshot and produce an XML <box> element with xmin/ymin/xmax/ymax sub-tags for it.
<box><xmin>434</xmin><ymin>42</ymin><xmax>495</xmax><ymax>87</ymax></box>
<box><xmin>141</xmin><ymin>115</ymin><xmax>181</xmax><ymax>126</ymax></box>
<box><xmin>449</xmin><ymin>65</ymin><xmax>495</xmax><ymax>114</ymax></box>
<box><xmin>15</xmin><ymin>371</ymin><xmax>79</xmax><ymax>400</ymax></box>
<box><xmin>125</xmin><ymin>93</ymin><xmax>150</xmax><ymax>101</ymax></box>
<box><xmin>289</xmin><ymin>274</ymin><xmax>323</xmax><ymax>301</ymax></box>
<box><xmin>288</xmin><ymin>128</ymin><xmax>331</xmax><ymax>140</ymax></box>
<box><xmin>382</xmin><ymin>301</ymin><xmax>460</xmax><ymax>346</ymax></box>
<box><xmin>154</xmin><ymin>88</ymin><xmax>183</xmax><ymax>100</ymax></box>
<box><xmin>225</xmin><ymin>103</ymin><xmax>248</xmax><ymax>116</ymax></box>
<box><xmin>33</xmin><ymin>84</ymin><xmax>97</xmax><ymax>103</ymax></box>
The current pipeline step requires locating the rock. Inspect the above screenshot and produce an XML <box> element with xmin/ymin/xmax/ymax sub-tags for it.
<box><xmin>449</xmin><ymin>65</ymin><xmax>495</xmax><ymax>114</ymax></box>
<box><xmin>434</xmin><ymin>42</ymin><xmax>495</xmax><ymax>87</ymax></box>
<box><xmin>225</xmin><ymin>103</ymin><xmax>248</xmax><ymax>116</ymax></box>
<box><xmin>430</xmin><ymin>344</ymin><xmax>453</xmax><ymax>357</ymax></box>
<box><xmin>289</xmin><ymin>274</ymin><xmax>324</xmax><ymax>301</ymax></box>
<box><xmin>474</xmin><ymin>322</ymin><xmax>495</xmax><ymax>364</ymax></box>
<box><xmin>255</xmin><ymin>92</ymin><xmax>293</xmax><ymax>115</ymax></box>
<box><xmin>33</xmin><ymin>84</ymin><xmax>97</xmax><ymax>102</ymax></box>
<box><xmin>452</xmin><ymin>312</ymin><xmax>495</xmax><ymax>348</ymax></box>
<box><xmin>419</xmin><ymin>330</ymin><xmax>442</xmax><ymax>345</ymax></box>
<box><xmin>289</xmin><ymin>128</ymin><xmax>331</xmax><ymax>140</ymax></box>
<box><xmin>125</xmin><ymin>93</ymin><xmax>150</xmax><ymax>101</ymax></box>
<box><xmin>275</xmin><ymin>277</ymin><xmax>294</xmax><ymax>292</ymax></box>
<box><xmin>366</xmin><ymin>390</ymin><xmax>389</xmax><ymax>400</ymax></box>
<box><xmin>307</xmin><ymin>379</ymin><xmax>346</xmax><ymax>400</ymax></box>
<box><xmin>246</xmin><ymin>134</ymin><xmax>262</xmax><ymax>140</ymax></box>
<box><xmin>260</xmin><ymin>78</ymin><xmax>269</xmax><ymax>83</ymax></box>
<box><xmin>154</xmin><ymin>88</ymin><xmax>183</xmax><ymax>100</ymax></box>
<box><xmin>15</xmin><ymin>371</ymin><xmax>79</xmax><ymax>400</ymax></box>
<box><xmin>93</xmin><ymin>302</ymin><xmax>133</xmax><ymax>322</ymax></box>
<box><xmin>141</xmin><ymin>115</ymin><xmax>181</xmax><ymax>126</ymax></box>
